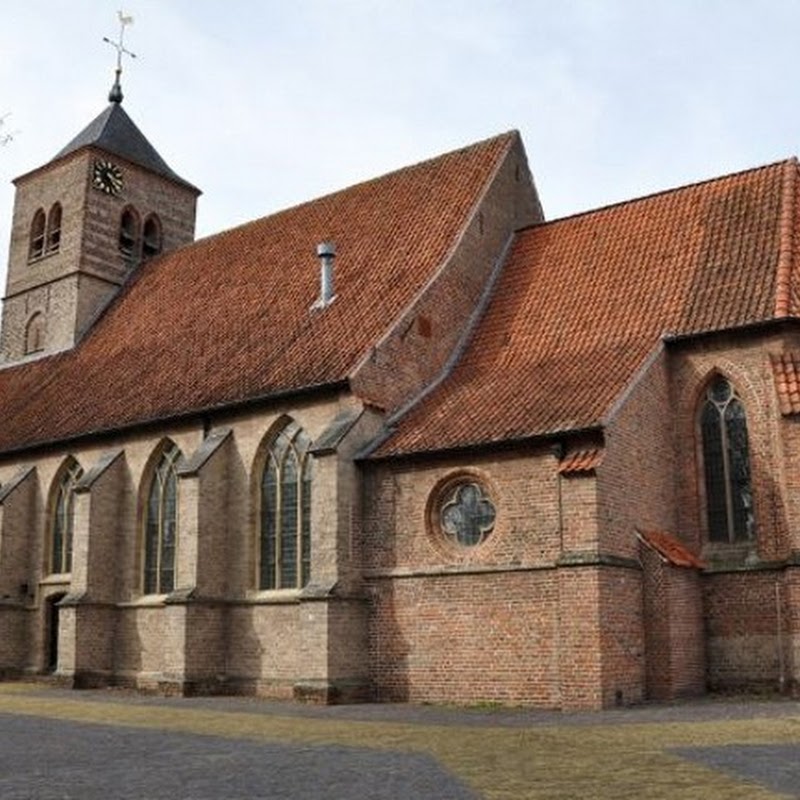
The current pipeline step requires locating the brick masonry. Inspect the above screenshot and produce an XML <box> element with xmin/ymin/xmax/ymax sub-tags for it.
<box><xmin>2</xmin><ymin>120</ymin><xmax>800</xmax><ymax>710</ymax></box>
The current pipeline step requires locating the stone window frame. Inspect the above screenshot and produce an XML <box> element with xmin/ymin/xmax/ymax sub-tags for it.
<box><xmin>141</xmin><ymin>441</ymin><xmax>182</xmax><ymax>595</ymax></box>
<box><xmin>48</xmin><ymin>458</ymin><xmax>83</xmax><ymax>576</ymax></box>
<box><xmin>119</xmin><ymin>205</ymin><xmax>141</xmax><ymax>262</ymax></box>
<box><xmin>28</xmin><ymin>208</ymin><xmax>46</xmax><ymax>261</ymax></box>
<box><xmin>45</xmin><ymin>202</ymin><xmax>62</xmax><ymax>254</ymax></box>
<box><xmin>698</xmin><ymin>374</ymin><xmax>756</xmax><ymax>545</ymax></box>
<box><xmin>28</xmin><ymin>203</ymin><xmax>63</xmax><ymax>263</ymax></box>
<box><xmin>427</xmin><ymin>470</ymin><xmax>498</xmax><ymax>553</ymax></box>
<box><xmin>142</xmin><ymin>213</ymin><xmax>162</xmax><ymax>261</ymax></box>
<box><xmin>256</xmin><ymin>419</ymin><xmax>313</xmax><ymax>591</ymax></box>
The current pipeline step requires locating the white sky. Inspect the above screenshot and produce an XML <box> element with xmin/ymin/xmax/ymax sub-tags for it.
<box><xmin>2</xmin><ymin>0</ymin><xmax>800</xmax><ymax>293</ymax></box>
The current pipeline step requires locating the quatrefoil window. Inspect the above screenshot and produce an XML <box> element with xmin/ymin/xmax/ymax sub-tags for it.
<box><xmin>440</xmin><ymin>482</ymin><xmax>496</xmax><ymax>547</ymax></box>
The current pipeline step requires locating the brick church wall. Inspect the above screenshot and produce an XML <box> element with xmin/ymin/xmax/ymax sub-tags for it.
<box><xmin>670</xmin><ymin>331</ymin><xmax>796</xmax><ymax>692</ymax></box>
<box><xmin>363</xmin><ymin>449</ymin><xmax>566</xmax><ymax>706</ymax></box>
<box><xmin>640</xmin><ymin>543</ymin><xmax>705</xmax><ymax>700</ymax></box>
<box><xmin>369</xmin><ymin>571</ymin><xmax>560</xmax><ymax>706</ymax></box>
<box><xmin>351</xmin><ymin>135</ymin><xmax>543</xmax><ymax>414</ymax></box>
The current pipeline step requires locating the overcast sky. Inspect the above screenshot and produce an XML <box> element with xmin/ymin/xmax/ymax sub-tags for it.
<box><xmin>3</xmin><ymin>1</ymin><xmax>800</xmax><ymax>292</ymax></box>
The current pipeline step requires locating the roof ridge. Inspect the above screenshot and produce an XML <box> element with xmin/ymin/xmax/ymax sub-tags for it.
<box><xmin>774</xmin><ymin>157</ymin><xmax>798</xmax><ymax>317</ymax></box>
<box><xmin>519</xmin><ymin>156</ymin><xmax>796</xmax><ymax>233</ymax></box>
<box><xmin>191</xmin><ymin>130</ymin><xmax>521</xmax><ymax>249</ymax></box>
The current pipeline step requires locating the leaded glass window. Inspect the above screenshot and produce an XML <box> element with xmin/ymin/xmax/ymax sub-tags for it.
<box><xmin>51</xmin><ymin>460</ymin><xmax>83</xmax><ymax>574</ymax></box>
<box><xmin>700</xmin><ymin>377</ymin><xmax>755</xmax><ymax>543</ymax></box>
<box><xmin>440</xmin><ymin>481</ymin><xmax>496</xmax><ymax>547</ymax></box>
<box><xmin>143</xmin><ymin>444</ymin><xmax>181</xmax><ymax>594</ymax></box>
<box><xmin>259</xmin><ymin>421</ymin><xmax>313</xmax><ymax>590</ymax></box>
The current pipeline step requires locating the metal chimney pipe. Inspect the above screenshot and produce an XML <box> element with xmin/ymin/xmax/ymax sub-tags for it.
<box><xmin>316</xmin><ymin>241</ymin><xmax>336</xmax><ymax>307</ymax></box>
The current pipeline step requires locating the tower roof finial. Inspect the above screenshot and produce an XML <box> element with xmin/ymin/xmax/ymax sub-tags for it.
<box><xmin>103</xmin><ymin>10</ymin><xmax>136</xmax><ymax>104</ymax></box>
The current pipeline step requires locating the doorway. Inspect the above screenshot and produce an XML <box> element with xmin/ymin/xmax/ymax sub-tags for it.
<box><xmin>45</xmin><ymin>593</ymin><xmax>67</xmax><ymax>673</ymax></box>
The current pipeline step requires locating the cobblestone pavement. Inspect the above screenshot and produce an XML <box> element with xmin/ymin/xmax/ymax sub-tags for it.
<box><xmin>2</xmin><ymin>683</ymin><xmax>800</xmax><ymax>799</ymax></box>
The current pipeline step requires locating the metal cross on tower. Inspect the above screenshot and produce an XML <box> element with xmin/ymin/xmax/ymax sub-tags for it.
<box><xmin>103</xmin><ymin>11</ymin><xmax>136</xmax><ymax>104</ymax></box>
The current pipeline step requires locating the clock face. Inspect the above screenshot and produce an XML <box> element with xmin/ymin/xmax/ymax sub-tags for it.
<box><xmin>92</xmin><ymin>159</ymin><xmax>124</xmax><ymax>196</ymax></box>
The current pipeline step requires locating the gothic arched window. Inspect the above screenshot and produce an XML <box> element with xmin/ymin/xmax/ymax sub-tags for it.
<box><xmin>143</xmin><ymin>443</ymin><xmax>182</xmax><ymax>594</ymax></box>
<box><xmin>700</xmin><ymin>376</ymin><xmax>755</xmax><ymax>543</ymax></box>
<box><xmin>142</xmin><ymin>214</ymin><xmax>162</xmax><ymax>260</ymax></box>
<box><xmin>46</xmin><ymin>203</ymin><xmax>62</xmax><ymax>254</ymax></box>
<box><xmin>259</xmin><ymin>421</ymin><xmax>312</xmax><ymax>590</ymax></box>
<box><xmin>119</xmin><ymin>207</ymin><xmax>140</xmax><ymax>260</ymax></box>
<box><xmin>24</xmin><ymin>313</ymin><xmax>45</xmax><ymax>354</ymax></box>
<box><xmin>29</xmin><ymin>208</ymin><xmax>46</xmax><ymax>261</ymax></box>
<box><xmin>51</xmin><ymin>459</ymin><xmax>83</xmax><ymax>575</ymax></box>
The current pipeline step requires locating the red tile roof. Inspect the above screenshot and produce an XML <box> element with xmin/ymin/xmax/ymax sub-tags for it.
<box><xmin>637</xmin><ymin>529</ymin><xmax>706</xmax><ymax>570</ymax></box>
<box><xmin>0</xmin><ymin>132</ymin><xmax>518</xmax><ymax>454</ymax></box>
<box><xmin>375</xmin><ymin>158</ymin><xmax>798</xmax><ymax>457</ymax></box>
<box><xmin>558</xmin><ymin>448</ymin><xmax>603</xmax><ymax>476</ymax></box>
<box><xmin>772</xmin><ymin>351</ymin><xmax>800</xmax><ymax>415</ymax></box>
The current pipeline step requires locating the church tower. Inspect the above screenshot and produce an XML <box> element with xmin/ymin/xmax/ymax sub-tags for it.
<box><xmin>0</xmin><ymin>67</ymin><xmax>200</xmax><ymax>363</ymax></box>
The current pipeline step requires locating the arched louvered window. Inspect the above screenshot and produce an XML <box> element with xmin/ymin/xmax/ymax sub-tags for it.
<box><xmin>259</xmin><ymin>421</ymin><xmax>313</xmax><ymax>590</ymax></box>
<box><xmin>142</xmin><ymin>214</ymin><xmax>162</xmax><ymax>260</ymax></box>
<box><xmin>29</xmin><ymin>209</ymin><xmax>46</xmax><ymax>261</ymax></box>
<box><xmin>51</xmin><ymin>460</ymin><xmax>83</xmax><ymax>575</ymax></box>
<box><xmin>46</xmin><ymin>203</ymin><xmax>62</xmax><ymax>254</ymax></box>
<box><xmin>119</xmin><ymin>207</ymin><xmax>140</xmax><ymax>260</ymax></box>
<box><xmin>700</xmin><ymin>376</ymin><xmax>755</xmax><ymax>543</ymax></box>
<box><xmin>143</xmin><ymin>443</ymin><xmax>182</xmax><ymax>594</ymax></box>
<box><xmin>24</xmin><ymin>312</ymin><xmax>45</xmax><ymax>354</ymax></box>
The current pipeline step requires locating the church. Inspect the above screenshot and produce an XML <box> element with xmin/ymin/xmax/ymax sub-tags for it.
<box><xmin>1</xmin><ymin>71</ymin><xmax>799</xmax><ymax>711</ymax></box>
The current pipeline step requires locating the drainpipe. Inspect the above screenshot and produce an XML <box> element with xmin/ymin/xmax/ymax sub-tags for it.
<box><xmin>777</xmin><ymin>580</ymin><xmax>786</xmax><ymax>693</ymax></box>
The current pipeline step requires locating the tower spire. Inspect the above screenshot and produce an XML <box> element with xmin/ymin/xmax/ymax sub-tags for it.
<box><xmin>103</xmin><ymin>11</ymin><xmax>136</xmax><ymax>104</ymax></box>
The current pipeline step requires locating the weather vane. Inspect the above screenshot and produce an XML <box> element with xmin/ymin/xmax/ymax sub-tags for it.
<box><xmin>103</xmin><ymin>11</ymin><xmax>136</xmax><ymax>104</ymax></box>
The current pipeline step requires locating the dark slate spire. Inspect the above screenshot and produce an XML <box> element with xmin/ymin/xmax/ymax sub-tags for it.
<box><xmin>52</xmin><ymin>104</ymin><xmax>199</xmax><ymax>192</ymax></box>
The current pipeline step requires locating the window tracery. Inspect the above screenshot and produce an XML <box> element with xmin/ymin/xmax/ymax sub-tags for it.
<box><xmin>259</xmin><ymin>421</ymin><xmax>313</xmax><ymax>590</ymax></box>
<box><xmin>700</xmin><ymin>376</ymin><xmax>755</xmax><ymax>543</ymax></box>
<box><xmin>143</xmin><ymin>443</ymin><xmax>182</xmax><ymax>594</ymax></box>
<box><xmin>51</xmin><ymin>460</ymin><xmax>83</xmax><ymax>575</ymax></box>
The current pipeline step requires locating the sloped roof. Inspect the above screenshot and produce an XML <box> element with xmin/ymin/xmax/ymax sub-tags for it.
<box><xmin>558</xmin><ymin>448</ymin><xmax>603</xmax><ymax>476</ymax></box>
<box><xmin>772</xmin><ymin>351</ymin><xmax>800</xmax><ymax>414</ymax></box>
<box><xmin>47</xmin><ymin>103</ymin><xmax>198</xmax><ymax>191</ymax></box>
<box><xmin>375</xmin><ymin>158</ymin><xmax>799</xmax><ymax>457</ymax></box>
<box><xmin>0</xmin><ymin>132</ymin><xmax>518</xmax><ymax>455</ymax></box>
<box><xmin>638</xmin><ymin>530</ymin><xmax>706</xmax><ymax>569</ymax></box>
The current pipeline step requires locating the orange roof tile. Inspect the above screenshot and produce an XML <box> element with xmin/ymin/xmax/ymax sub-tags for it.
<box><xmin>558</xmin><ymin>448</ymin><xmax>603</xmax><ymax>476</ymax></box>
<box><xmin>375</xmin><ymin>159</ymin><xmax>797</xmax><ymax>457</ymax></box>
<box><xmin>771</xmin><ymin>351</ymin><xmax>800</xmax><ymax>415</ymax></box>
<box><xmin>0</xmin><ymin>132</ymin><xmax>517</xmax><ymax>454</ymax></box>
<box><xmin>637</xmin><ymin>529</ymin><xmax>706</xmax><ymax>570</ymax></box>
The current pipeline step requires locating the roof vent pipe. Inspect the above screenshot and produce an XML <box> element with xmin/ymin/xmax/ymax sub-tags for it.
<box><xmin>313</xmin><ymin>241</ymin><xmax>336</xmax><ymax>309</ymax></box>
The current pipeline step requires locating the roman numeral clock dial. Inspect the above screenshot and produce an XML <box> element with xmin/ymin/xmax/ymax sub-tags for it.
<box><xmin>92</xmin><ymin>159</ymin><xmax>124</xmax><ymax>196</ymax></box>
